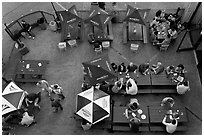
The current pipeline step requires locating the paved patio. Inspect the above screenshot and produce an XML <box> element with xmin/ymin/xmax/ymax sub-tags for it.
<box><xmin>2</xmin><ymin>2</ymin><xmax>202</xmax><ymax>135</ymax></box>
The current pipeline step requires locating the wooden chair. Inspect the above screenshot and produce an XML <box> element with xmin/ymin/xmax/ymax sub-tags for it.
<box><xmin>58</xmin><ymin>42</ymin><xmax>66</xmax><ymax>51</ymax></box>
<box><xmin>102</xmin><ymin>41</ymin><xmax>110</xmax><ymax>49</ymax></box>
<box><xmin>130</xmin><ymin>44</ymin><xmax>139</xmax><ymax>52</ymax></box>
<box><xmin>94</xmin><ymin>44</ymin><xmax>102</xmax><ymax>54</ymax></box>
<box><xmin>160</xmin><ymin>44</ymin><xmax>169</xmax><ymax>51</ymax></box>
<box><xmin>68</xmin><ymin>39</ymin><xmax>77</xmax><ymax>48</ymax></box>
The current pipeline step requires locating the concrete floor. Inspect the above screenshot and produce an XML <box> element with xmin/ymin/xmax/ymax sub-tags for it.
<box><xmin>2</xmin><ymin>2</ymin><xmax>202</xmax><ymax>135</ymax></box>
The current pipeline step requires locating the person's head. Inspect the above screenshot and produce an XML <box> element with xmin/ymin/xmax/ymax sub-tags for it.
<box><xmin>112</xmin><ymin>2</ymin><xmax>116</xmax><ymax>6</ymax></box>
<box><xmin>167</xmin><ymin>98</ymin><xmax>174</xmax><ymax>104</ymax></box>
<box><xmin>53</xmin><ymin>84</ymin><xmax>59</xmax><ymax>89</ymax></box>
<box><xmin>129</xmin><ymin>62</ymin><xmax>133</xmax><ymax>66</ymax></box>
<box><xmin>177</xmin><ymin>64</ymin><xmax>184</xmax><ymax>70</ymax></box>
<box><xmin>154</xmin><ymin>31</ymin><xmax>158</xmax><ymax>35</ymax></box>
<box><xmin>21</xmin><ymin>20</ymin><xmax>26</xmax><ymax>24</ymax></box>
<box><xmin>121</xmin><ymin>63</ymin><xmax>125</xmax><ymax>66</ymax></box>
<box><xmin>157</xmin><ymin>62</ymin><xmax>162</xmax><ymax>66</ymax></box>
<box><xmin>169</xmin><ymin>65</ymin><xmax>174</xmax><ymax>70</ymax></box>
<box><xmin>171</xmin><ymin>119</ymin><xmax>177</xmax><ymax>125</ymax></box>
<box><xmin>183</xmin><ymin>81</ymin><xmax>188</xmax><ymax>86</ymax></box>
<box><xmin>132</xmin><ymin>102</ymin><xmax>138</xmax><ymax>109</ymax></box>
<box><xmin>167</xmin><ymin>34</ymin><xmax>171</xmax><ymax>38</ymax></box>
<box><xmin>127</xmin><ymin>81</ymin><xmax>132</xmax><ymax>88</ymax></box>
<box><xmin>156</xmin><ymin>10</ymin><xmax>162</xmax><ymax>17</ymax></box>
<box><xmin>117</xmin><ymin>81</ymin><xmax>121</xmax><ymax>87</ymax></box>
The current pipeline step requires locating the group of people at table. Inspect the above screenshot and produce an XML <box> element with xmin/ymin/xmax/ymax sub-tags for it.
<box><xmin>122</xmin><ymin>96</ymin><xmax>181</xmax><ymax>134</ymax></box>
<box><xmin>2</xmin><ymin>80</ymin><xmax>66</xmax><ymax>134</ymax></box>
<box><xmin>149</xmin><ymin>9</ymin><xmax>182</xmax><ymax>49</ymax></box>
<box><xmin>83</xmin><ymin>61</ymin><xmax>190</xmax><ymax>95</ymax></box>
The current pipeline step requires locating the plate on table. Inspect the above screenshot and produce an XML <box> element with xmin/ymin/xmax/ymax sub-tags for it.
<box><xmin>137</xmin><ymin>109</ymin><xmax>143</xmax><ymax>114</ymax></box>
<box><xmin>141</xmin><ymin>114</ymin><xmax>146</xmax><ymax>119</ymax></box>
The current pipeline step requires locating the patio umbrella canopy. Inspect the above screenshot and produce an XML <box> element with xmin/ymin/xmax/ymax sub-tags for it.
<box><xmin>2</xmin><ymin>82</ymin><xmax>26</xmax><ymax>116</ymax></box>
<box><xmin>82</xmin><ymin>54</ymin><xmax>117</xmax><ymax>86</ymax></box>
<box><xmin>123</xmin><ymin>5</ymin><xmax>146</xmax><ymax>25</ymax></box>
<box><xmin>76</xmin><ymin>86</ymin><xmax>110</xmax><ymax>124</ymax></box>
<box><xmin>84</xmin><ymin>5</ymin><xmax>112</xmax><ymax>30</ymax></box>
<box><xmin>56</xmin><ymin>5</ymin><xmax>82</xmax><ymax>25</ymax></box>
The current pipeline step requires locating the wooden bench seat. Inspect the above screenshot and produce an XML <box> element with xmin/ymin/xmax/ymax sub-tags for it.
<box><xmin>150</xmin><ymin>125</ymin><xmax>188</xmax><ymax>132</ymax></box>
<box><xmin>151</xmin><ymin>89</ymin><xmax>177</xmax><ymax>94</ymax></box>
<box><xmin>113</xmin><ymin>125</ymin><xmax>149</xmax><ymax>132</ymax></box>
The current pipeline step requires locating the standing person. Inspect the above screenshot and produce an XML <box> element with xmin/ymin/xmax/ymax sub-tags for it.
<box><xmin>50</xmin><ymin>84</ymin><xmax>65</xmax><ymax>100</ymax></box>
<box><xmin>50</xmin><ymin>97</ymin><xmax>63</xmax><ymax>113</ymax></box>
<box><xmin>162</xmin><ymin>115</ymin><xmax>178</xmax><ymax>134</ymax></box>
<box><xmin>21</xmin><ymin>20</ymin><xmax>35</xmax><ymax>39</ymax></box>
<box><xmin>36</xmin><ymin>80</ymin><xmax>52</xmax><ymax>96</ymax></box>
<box><xmin>24</xmin><ymin>92</ymin><xmax>41</xmax><ymax>109</ymax></box>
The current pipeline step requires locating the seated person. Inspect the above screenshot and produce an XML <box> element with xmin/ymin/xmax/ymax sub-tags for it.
<box><xmin>117</xmin><ymin>63</ymin><xmax>126</xmax><ymax>73</ymax></box>
<box><xmin>127</xmin><ymin>98</ymin><xmax>140</xmax><ymax>112</ymax></box>
<box><xmin>81</xmin><ymin>81</ymin><xmax>91</xmax><ymax>91</ymax></box>
<box><xmin>176</xmin><ymin>81</ymin><xmax>190</xmax><ymax>95</ymax></box>
<box><xmin>21</xmin><ymin>20</ymin><xmax>35</xmax><ymax>39</ymax></box>
<box><xmin>93</xmin><ymin>42</ymin><xmax>101</xmax><ymax>50</ymax></box>
<box><xmin>111</xmin><ymin>62</ymin><xmax>118</xmax><ymax>72</ymax></box>
<box><xmin>125</xmin><ymin>78</ymin><xmax>138</xmax><ymax>95</ymax></box>
<box><xmin>126</xmin><ymin>62</ymin><xmax>138</xmax><ymax>73</ymax></box>
<box><xmin>162</xmin><ymin>115</ymin><xmax>178</xmax><ymax>134</ymax></box>
<box><xmin>50</xmin><ymin>84</ymin><xmax>65</xmax><ymax>100</ymax></box>
<box><xmin>150</xmin><ymin>18</ymin><xmax>159</xmax><ymax>27</ymax></box>
<box><xmin>129</xmin><ymin>117</ymin><xmax>141</xmax><ymax>132</ymax></box>
<box><xmin>175</xmin><ymin>64</ymin><xmax>185</xmax><ymax>75</ymax></box>
<box><xmin>36</xmin><ymin>80</ymin><xmax>52</xmax><ymax>96</ymax></box>
<box><xmin>111</xmin><ymin>78</ymin><xmax>124</xmax><ymax>93</ymax></box>
<box><xmin>88</xmin><ymin>33</ymin><xmax>95</xmax><ymax>44</ymax></box>
<box><xmin>151</xmin><ymin>62</ymin><xmax>164</xmax><ymax>75</ymax></box>
<box><xmin>99</xmin><ymin>81</ymin><xmax>111</xmax><ymax>93</ymax></box>
<box><xmin>165</xmin><ymin>65</ymin><xmax>175</xmax><ymax>77</ymax></box>
<box><xmin>168</xmin><ymin>28</ymin><xmax>178</xmax><ymax>39</ymax></box>
<box><xmin>161</xmin><ymin>97</ymin><xmax>174</xmax><ymax>108</ymax></box>
<box><xmin>139</xmin><ymin>62</ymin><xmax>150</xmax><ymax>75</ymax></box>
<box><xmin>24</xmin><ymin>92</ymin><xmax>41</xmax><ymax>109</ymax></box>
<box><xmin>81</xmin><ymin>119</ymin><xmax>92</xmax><ymax>131</ymax></box>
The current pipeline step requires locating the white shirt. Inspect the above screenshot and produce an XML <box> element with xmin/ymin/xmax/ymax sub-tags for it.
<box><xmin>162</xmin><ymin>116</ymin><xmax>178</xmax><ymax>134</ymax></box>
<box><xmin>177</xmin><ymin>84</ymin><xmax>190</xmax><ymax>94</ymax></box>
<box><xmin>126</xmin><ymin>78</ymin><xmax>138</xmax><ymax>95</ymax></box>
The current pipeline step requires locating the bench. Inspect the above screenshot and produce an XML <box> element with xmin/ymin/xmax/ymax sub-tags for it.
<box><xmin>113</xmin><ymin>125</ymin><xmax>149</xmax><ymax>132</ymax></box>
<box><xmin>151</xmin><ymin>89</ymin><xmax>177</xmax><ymax>94</ymax></box>
<box><xmin>150</xmin><ymin>125</ymin><xmax>188</xmax><ymax>132</ymax></box>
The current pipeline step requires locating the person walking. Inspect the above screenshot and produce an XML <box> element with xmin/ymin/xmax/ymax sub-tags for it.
<box><xmin>50</xmin><ymin>97</ymin><xmax>63</xmax><ymax>113</ymax></box>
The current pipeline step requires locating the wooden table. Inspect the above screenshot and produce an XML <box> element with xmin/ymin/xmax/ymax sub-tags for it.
<box><xmin>149</xmin><ymin>105</ymin><xmax>188</xmax><ymax>132</ymax></box>
<box><xmin>113</xmin><ymin>106</ymin><xmax>149</xmax><ymax>124</ymax></box>
<box><xmin>61</xmin><ymin>23</ymin><xmax>79</xmax><ymax>42</ymax></box>
<box><xmin>151</xmin><ymin>72</ymin><xmax>177</xmax><ymax>88</ymax></box>
<box><xmin>128</xmin><ymin>22</ymin><xmax>143</xmax><ymax>41</ymax></box>
<box><xmin>15</xmin><ymin>60</ymin><xmax>49</xmax><ymax>83</ymax></box>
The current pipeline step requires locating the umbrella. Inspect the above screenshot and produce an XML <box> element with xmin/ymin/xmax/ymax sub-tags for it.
<box><xmin>82</xmin><ymin>54</ymin><xmax>117</xmax><ymax>85</ymax></box>
<box><xmin>123</xmin><ymin>5</ymin><xmax>146</xmax><ymax>25</ymax></box>
<box><xmin>2</xmin><ymin>82</ymin><xmax>26</xmax><ymax>115</ymax></box>
<box><xmin>84</xmin><ymin>6</ymin><xmax>112</xmax><ymax>30</ymax></box>
<box><xmin>76</xmin><ymin>86</ymin><xmax>110</xmax><ymax>124</ymax></box>
<box><xmin>56</xmin><ymin>5</ymin><xmax>82</xmax><ymax>25</ymax></box>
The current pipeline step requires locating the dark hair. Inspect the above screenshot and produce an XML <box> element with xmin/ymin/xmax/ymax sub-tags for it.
<box><xmin>169</xmin><ymin>65</ymin><xmax>174</xmax><ymax>70</ymax></box>
<box><xmin>172</xmin><ymin>119</ymin><xmax>176</xmax><ymax>125</ymax></box>
<box><xmin>167</xmin><ymin>34</ymin><xmax>171</xmax><ymax>38</ymax></box>
<box><xmin>132</xmin><ymin>102</ymin><xmax>138</xmax><ymax>109</ymax></box>
<box><xmin>156</xmin><ymin>10</ymin><xmax>162</xmax><ymax>17</ymax></box>
<box><xmin>54</xmin><ymin>84</ymin><xmax>58</xmax><ymax>89</ymax></box>
<box><xmin>177</xmin><ymin>64</ymin><xmax>184</xmax><ymax>70</ymax></box>
<box><xmin>167</xmin><ymin>98</ymin><xmax>173</xmax><ymax>104</ymax></box>
<box><xmin>183</xmin><ymin>81</ymin><xmax>188</xmax><ymax>86</ymax></box>
<box><xmin>154</xmin><ymin>31</ymin><xmax>158</xmax><ymax>35</ymax></box>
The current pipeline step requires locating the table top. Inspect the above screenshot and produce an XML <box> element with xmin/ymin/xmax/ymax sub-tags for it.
<box><xmin>116</xmin><ymin>72</ymin><xmax>151</xmax><ymax>86</ymax></box>
<box><xmin>113</xmin><ymin>106</ymin><xmax>149</xmax><ymax>124</ymax></box>
<box><xmin>151</xmin><ymin>72</ymin><xmax>177</xmax><ymax>86</ymax></box>
<box><xmin>128</xmin><ymin>22</ymin><xmax>143</xmax><ymax>41</ymax></box>
<box><xmin>149</xmin><ymin>105</ymin><xmax>188</xmax><ymax>123</ymax></box>
<box><xmin>15</xmin><ymin>60</ymin><xmax>49</xmax><ymax>75</ymax></box>
<box><xmin>61</xmin><ymin>23</ymin><xmax>79</xmax><ymax>41</ymax></box>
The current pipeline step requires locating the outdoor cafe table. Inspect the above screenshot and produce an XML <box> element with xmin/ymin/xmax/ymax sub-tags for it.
<box><xmin>113</xmin><ymin>106</ymin><xmax>149</xmax><ymax>124</ymax></box>
<box><xmin>15</xmin><ymin>60</ymin><xmax>49</xmax><ymax>83</ymax></box>
<box><xmin>94</xmin><ymin>31</ymin><xmax>112</xmax><ymax>42</ymax></box>
<box><xmin>151</xmin><ymin>72</ymin><xmax>177</xmax><ymax>87</ymax></box>
<box><xmin>148</xmin><ymin>105</ymin><xmax>188</xmax><ymax>123</ymax></box>
<box><xmin>61</xmin><ymin>23</ymin><xmax>79</xmax><ymax>42</ymax></box>
<box><xmin>128</xmin><ymin>22</ymin><xmax>143</xmax><ymax>41</ymax></box>
<box><xmin>116</xmin><ymin>72</ymin><xmax>151</xmax><ymax>86</ymax></box>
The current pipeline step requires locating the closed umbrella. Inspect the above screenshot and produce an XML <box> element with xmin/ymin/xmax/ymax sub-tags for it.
<box><xmin>76</xmin><ymin>86</ymin><xmax>110</xmax><ymax>124</ymax></box>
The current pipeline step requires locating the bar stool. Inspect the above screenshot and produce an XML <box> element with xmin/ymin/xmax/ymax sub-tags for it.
<box><xmin>130</xmin><ymin>44</ymin><xmax>139</xmax><ymax>52</ymax></box>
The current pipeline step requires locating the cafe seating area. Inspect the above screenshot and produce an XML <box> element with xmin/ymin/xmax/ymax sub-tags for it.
<box><xmin>2</xmin><ymin>2</ymin><xmax>202</xmax><ymax>135</ymax></box>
